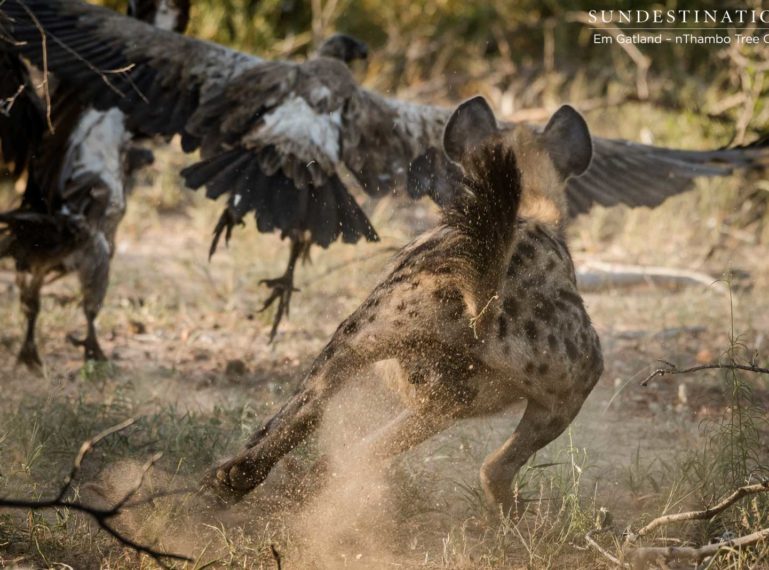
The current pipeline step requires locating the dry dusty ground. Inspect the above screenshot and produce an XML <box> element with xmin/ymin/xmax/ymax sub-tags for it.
<box><xmin>1</xmin><ymin>109</ymin><xmax>768</xmax><ymax>568</ymax></box>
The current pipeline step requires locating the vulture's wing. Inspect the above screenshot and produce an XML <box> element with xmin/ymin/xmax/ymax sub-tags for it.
<box><xmin>408</xmin><ymin>130</ymin><xmax>769</xmax><ymax>217</ymax></box>
<box><xmin>0</xmin><ymin>0</ymin><xmax>260</xmax><ymax>144</ymax></box>
<box><xmin>342</xmin><ymin>90</ymin><xmax>449</xmax><ymax>197</ymax></box>
<box><xmin>0</xmin><ymin>16</ymin><xmax>45</xmax><ymax>179</ymax></box>
<box><xmin>566</xmin><ymin>136</ymin><xmax>769</xmax><ymax>217</ymax></box>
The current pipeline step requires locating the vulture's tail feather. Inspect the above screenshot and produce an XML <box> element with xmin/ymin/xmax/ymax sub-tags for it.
<box><xmin>183</xmin><ymin>149</ymin><xmax>380</xmax><ymax>256</ymax></box>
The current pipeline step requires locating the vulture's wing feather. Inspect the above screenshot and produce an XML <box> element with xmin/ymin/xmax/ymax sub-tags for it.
<box><xmin>408</xmin><ymin>131</ymin><xmax>769</xmax><ymax>216</ymax></box>
<box><xmin>565</xmin><ymin>136</ymin><xmax>769</xmax><ymax>216</ymax></box>
<box><xmin>342</xmin><ymin>90</ymin><xmax>449</xmax><ymax>197</ymax></box>
<box><xmin>2</xmin><ymin>0</ymin><xmax>260</xmax><ymax>144</ymax></box>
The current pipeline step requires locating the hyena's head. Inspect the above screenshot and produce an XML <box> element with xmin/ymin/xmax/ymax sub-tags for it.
<box><xmin>443</xmin><ymin>96</ymin><xmax>593</xmax><ymax>226</ymax></box>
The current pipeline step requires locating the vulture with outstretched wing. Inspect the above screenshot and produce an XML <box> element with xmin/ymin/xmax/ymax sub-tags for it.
<box><xmin>0</xmin><ymin>0</ymin><xmax>189</xmax><ymax>371</ymax></box>
<box><xmin>2</xmin><ymin>0</ymin><xmax>768</xmax><ymax>343</ymax></box>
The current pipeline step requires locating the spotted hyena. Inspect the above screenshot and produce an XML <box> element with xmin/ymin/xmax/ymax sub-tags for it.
<box><xmin>204</xmin><ymin>96</ymin><xmax>603</xmax><ymax>516</ymax></box>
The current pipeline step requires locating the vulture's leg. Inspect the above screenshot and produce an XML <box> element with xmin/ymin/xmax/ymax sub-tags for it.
<box><xmin>259</xmin><ymin>237</ymin><xmax>311</xmax><ymax>341</ymax></box>
<box><xmin>16</xmin><ymin>270</ymin><xmax>45</xmax><ymax>373</ymax></box>
<box><xmin>67</xmin><ymin>238</ymin><xmax>109</xmax><ymax>362</ymax></box>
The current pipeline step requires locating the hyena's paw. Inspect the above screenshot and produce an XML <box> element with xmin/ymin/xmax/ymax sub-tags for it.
<box><xmin>198</xmin><ymin>455</ymin><xmax>269</xmax><ymax>506</ymax></box>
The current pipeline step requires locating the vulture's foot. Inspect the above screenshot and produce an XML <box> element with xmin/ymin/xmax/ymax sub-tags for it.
<box><xmin>17</xmin><ymin>342</ymin><xmax>44</xmax><ymax>375</ymax></box>
<box><xmin>67</xmin><ymin>333</ymin><xmax>108</xmax><ymax>362</ymax></box>
<box><xmin>259</xmin><ymin>275</ymin><xmax>299</xmax><ymax>342</ymax></box>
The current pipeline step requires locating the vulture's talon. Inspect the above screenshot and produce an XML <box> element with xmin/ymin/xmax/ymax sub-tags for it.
<box><xmin>258</xmin><ymin>276</ymin><xmax>300</xmax><ymax>341</ymax></box>
<box><xmin>66</xmin><ymin>333</ymin><xmax>108</xmax><ymax>362</ymax></box>
<box><xmin>17</xmin><ymin>342</ymin><xmax>44</xmax><ymax>375</ymax></box>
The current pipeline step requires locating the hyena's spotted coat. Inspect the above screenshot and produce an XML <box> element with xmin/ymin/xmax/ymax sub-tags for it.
<box><xmin>204</xmin><ymin>96</ymin><xmax>603</xmax><ymax>516</ymax></box>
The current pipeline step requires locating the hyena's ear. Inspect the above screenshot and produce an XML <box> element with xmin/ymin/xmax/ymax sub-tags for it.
<box><xmin>443</xmin><ymin>96</ymin><xmax>499</xmax><ymax>163</ymax></box>
<box><xmin>541</xmin><ymin>105</ymin><xmax>592</xmax><ymax>180</ymax></box>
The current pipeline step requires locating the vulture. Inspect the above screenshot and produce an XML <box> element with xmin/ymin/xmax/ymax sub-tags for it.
<box><xmin>0</xmin><ymin>0</ymin><xmax>190</xmax><ymax>372</ymax></box>
<box><xmin>1</xmin><ymin>0</ymin><xmax>768</xmax><ymax>344</ymax></box>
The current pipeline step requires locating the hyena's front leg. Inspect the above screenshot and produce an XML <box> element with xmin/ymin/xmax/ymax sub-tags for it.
<box><xmin>204</xmin><ymin>343</ymin><xmax>377</xmax><ymax>503</ymax></box>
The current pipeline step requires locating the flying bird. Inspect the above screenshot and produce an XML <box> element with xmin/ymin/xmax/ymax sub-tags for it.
<box><xmin>0</xmin><ymin>0</ymin><xmax>190</xmax><ymax>372</ymax></box>
<box><xmin>2</xmin><ymin>0</ymin><xmax>768</xmax><ymax>343</ymax></box>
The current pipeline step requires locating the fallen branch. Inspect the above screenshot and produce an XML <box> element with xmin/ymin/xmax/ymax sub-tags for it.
<box><xmin>576</xmin><ymin>261</ymin><xmax>727</xmax><ymax>294</ymax></box>
<box><xmin>626</xmin><ymin>481</ymin><xmax>769</xmax><ymax>543</ymax></box>
<box><xmin>641</xmin><ymin>361</ymin><xmax>769</xmax><ymax>386</ymax></box>
<box><xmin>621</xmin><ymin>481</ymin><xmax>769</xmax><ymax>569</ymax></box>
<box><xmin>0</xmin><ymin>418</ymin><xmax>191</xmax><ymax>568</ymax></box>
<box><xmin>626</xmin><ymin>527</ymin><xmax>769</xmax><ymax>570</ymax></box>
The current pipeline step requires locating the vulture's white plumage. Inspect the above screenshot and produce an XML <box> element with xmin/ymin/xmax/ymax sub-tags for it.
<box><xmin>2</xmin><ymin>0</ymin><xmax>768</xmax><ymax>341</ymax></box>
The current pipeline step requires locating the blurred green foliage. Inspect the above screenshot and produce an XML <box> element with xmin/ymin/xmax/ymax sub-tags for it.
<box><xmin>92</xmin><ymin>0</ymin><xmax>767</xmax><ymax>134</ymax></box>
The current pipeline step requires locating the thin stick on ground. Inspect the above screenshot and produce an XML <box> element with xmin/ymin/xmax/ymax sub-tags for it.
<box><xmin>641</xmin><ymin>361</ymin><xmax>769</xmax><ymax>386</ymax></box>
<box><xmin>625</xmin><ymin>481</ymin><xmax>769</xmax><ymax>543</ymax></box>
<box><xmin>594</xmin><ymin>482</ymin><xmax>769</xmax><ymax>570</ymax></box>
<box><xmin>0</xmin><ymin>418</ymin><xmax>192</xmax><ymax>568</ymax></box>
<box><xmin>585</xmin><ymin>528</ymin><xmax>630</xmax><ymax>569</ymax></box>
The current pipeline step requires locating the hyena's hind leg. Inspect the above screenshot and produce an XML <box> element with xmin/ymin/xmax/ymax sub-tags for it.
<box><xmin>67</xmin><ymin>236</ymin><xmax>110</xmax><ymax>362</ymax></box>
<box><xmin>204</xmin><ymin>341</ymin><xmax>384</xmax><ymax>503</ymax></box>
<box><xmin>362</xmin><ymin>350</ymin><xmax>484</xmax><ymax>460</ymax></box>
<box><xmin>479</xmin><ymin>397</ymin><xmax>585</xmax><ymax>518</ymax></box>
<box><xmin>16</xmin><ymin>270</ymin><xmax>45</xmax><ymax>373</ymax></box>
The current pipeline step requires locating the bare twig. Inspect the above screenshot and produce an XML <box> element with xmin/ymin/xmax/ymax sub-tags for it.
<box><xmin>576</xmin><ymin>260</ymin><xmax>726</xmax><ymax>294</ymax></box>
<box><xmin>0</xmin><ymin>419</ymin><xmax>191</xmax><ymax>567</ymax></box>
<box><xmin>14</xmin><ymin>0</ymin><xmax>52</xmax><ymax>132</ymax></box>
<box><xmin>641</xmin><ymin>362</ymin><xmax>769</xmax><ymax>386</ymax></box>
<box><xmin>14</xmin><ymin>0</ymin><xmax>138</xmax><ymax>104</ymax></box>
<box><xmin>55</xmin><ymin>418</ymin><xmax>136</xmax><ymax>502</ymax></box>
<box><xmin>0</xmin><ymin>84</ymin><xmax>25</xmax><ymax>117</ymax></box>
<box><xmin>585</xmin><ymin>527</ymin><xmax>630</xmax><ymax>568</ymax></box>
<box><xmin>589</xmin><ymin>483</ymin><xmax>769</xmax><ymax>568</ymax></box>
<box><xmin>567</xmin><ymin>11</ymin><xmax>651</xmax><ymax>99</ymax></box>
